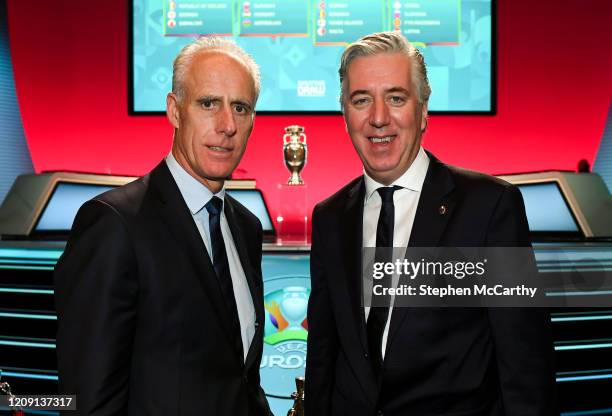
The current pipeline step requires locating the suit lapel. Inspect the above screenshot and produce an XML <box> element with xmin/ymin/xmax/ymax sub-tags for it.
<box><xmin>224</xmin><ymin>196</ymin><xmax>264</xmax><ymax>370</ymax></box>
<box><xmin>340</xmin><ymin>178</ymin><xmax>369</xmax><ymax>353</ymax></box>
<box><xmin>407</xmin><ymin>153</ymin><xmax>456</xmax><ymax>247</ymax></box>
<box><xmin>387</xmin><ymin>154</ymin><xmax>456</xmax><ymax>348</ymax></box>
<box><xmin>335</xmin><ymin>178</ymin><xmax>379</xmax><ymax>400</ymax></box>
<box><xmin>148</xmin><ymin>161</ymin><xmax>243</xmax><ymax>361</ymax></box>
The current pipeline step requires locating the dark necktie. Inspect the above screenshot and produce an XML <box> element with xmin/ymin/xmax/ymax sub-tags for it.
<box><xmin>366</xmin><ymin>185</ymin><xmax>401</xmax><ymax>377</ymax></box>
<box><xmin>205</xmin><ymin>196</ymin><xmax>243</xmax><ymax>358</ymax></box>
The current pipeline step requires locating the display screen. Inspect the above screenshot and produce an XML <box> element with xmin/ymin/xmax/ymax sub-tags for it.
<box><xmin>517</xmin><ymin>182</ymin><xmax>580</xmax><ymax>234</ymax></box>
<box><xmin>35</xmin><ymin>183</ymin><xmax>114</xmax><ymax>232</ymax></box>
<box><xmin>34</xmin><ymin>183</ymin><xmax>275</xmax><ymax>236</ymax></box>
<box><xmin>131</xmin><ymin>0</ymin><xmax>494</xmax><ymax>113</ymax></box>
<box><xmin>227</xmin><ymin>189</ymin><xmax>275</xmax><ymax>234</ymax></box>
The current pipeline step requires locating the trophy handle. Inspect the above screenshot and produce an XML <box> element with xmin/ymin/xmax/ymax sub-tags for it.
<box><xmin>283</xmin><ymin>134</ymin><xmax>292</xmax><ymax>144</ymax></box>
<box><xmin>299</xmin><ymin>133</ymin><xmax>307</xmax><ymax>144</ymax></box>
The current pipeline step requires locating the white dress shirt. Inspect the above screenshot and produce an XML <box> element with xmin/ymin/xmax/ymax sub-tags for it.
<box><xmin>363</xmin><ymin>146</ymin><xmax>430</xmax><ymax>358</ymax></box>
<box><xmin>166</xmin><ymin>153</ymin><xmax>256</xmax><ymax>361</ymax></box>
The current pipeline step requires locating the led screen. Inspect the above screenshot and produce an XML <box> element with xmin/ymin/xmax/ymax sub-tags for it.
<box><xmin>35</xmin><ymin>183</ymin><xmax>274</xmax><ymax>234</ymax></box>
<box><xmin>227</xmin><ymin>189</ymin><xmax>275</xmax><ymax>233</ymax></box>
<box><xmin>35</xmin><ymin>183</ymin><xmax>114</xmax><ymax>232</ymax></box>
<box><xmin>517</xmin><ymin>183</ymin><xmax>580</xmax><ymax>233</ymax></box>
<box><xmin>131</xmin><ymin>0</ymin><xmax>494</xmax><ymax>113</ymax></box>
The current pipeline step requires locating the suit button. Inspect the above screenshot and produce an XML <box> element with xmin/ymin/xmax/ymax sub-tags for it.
<box><xmin>377</xmin><ymin>411</ymin><xmax>383</xmax><ymax>416</ymax></box>
<box><xmin>243</xmin><ymin>375</ymin><xmax>249</xmax><ymax>383</ymax></box>
<box><xmin>364</xmin><ymin>353</ymin><xmax>369</xmax><ymax>360</ymax></box>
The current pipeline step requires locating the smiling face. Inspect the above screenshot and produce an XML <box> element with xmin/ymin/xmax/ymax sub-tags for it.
<box><xmin>343</xmin><ymin>52</ymin><xmax>428</xmax><ymax>185</ymax></box>
<box><xmin>166</xmin><ymin>50</ymin><xmax>256</xmax><ymax>193</ymax></box>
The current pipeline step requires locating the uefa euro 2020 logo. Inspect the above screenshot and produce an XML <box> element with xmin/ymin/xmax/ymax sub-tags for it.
<box><xmin>260</xmin><ymin>281</ymin><xmax>310</xmax><ymax>400</ymax></box>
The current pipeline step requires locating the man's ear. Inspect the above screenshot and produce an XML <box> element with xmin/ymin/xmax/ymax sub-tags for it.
<box><xmin>166</xmin><ymin>93</ymin><xmax>180</xmax><ymax>129</ymax></box>
<box><xmin>246</xmin><ymin>111</ymin><xmax>255</xmax><ymax>139</ymax></box>
<box><xmin>420</xmin><ymin>102</ymin><xmax>429</xmax><ymax>133</ymax></box>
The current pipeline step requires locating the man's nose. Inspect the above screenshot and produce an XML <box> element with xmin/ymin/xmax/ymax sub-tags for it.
<box><xmin>216</xmin><ymin>105</ymin><xmax>237</xmax><ymax>136</ymax></box>
<box><xmin>369</xmin><ymin>99</ymin><xmax>390</xmax><ymax>128</ymax></box>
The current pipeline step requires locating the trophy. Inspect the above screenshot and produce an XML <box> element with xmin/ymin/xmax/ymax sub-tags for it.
<box><xmin>280</xmin><ymin>287</ymin><xmax>309</xmax><ymax>331</ymax></box>
<box><xmin>287</xmin><ymin>376</ymin><xmax>305</xmax><ymax>416</ymax></box>
<box><xmin>283</xmin><ymin>125</ymin><xmax>307</xmax><ymax>185</ymax></box>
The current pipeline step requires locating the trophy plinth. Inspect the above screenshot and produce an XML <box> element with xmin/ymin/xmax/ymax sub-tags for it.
<box><xmin>287</xmin><ymin>376</ymin><xmax>305</xmax><ymax>416</ymax></box>
<box><xmin>276</xmin><ymin>183</ymin><xmax>308</xmax><ymax>244</ymax></box>
<box><xmin>283</xmin><ymin>125</ymin><xmax>307</xmax><ymax>186</ymax></box>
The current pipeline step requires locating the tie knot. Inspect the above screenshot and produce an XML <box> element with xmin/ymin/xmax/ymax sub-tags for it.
<box><xmin>377</xmin><ymin>186</ymin><xmax>401</xmax><ymax>203</ymax></box>
<box><xmin>205</xmin><ymin>196</ymin><xmax>223</xmax><ymax>216</ymax></box>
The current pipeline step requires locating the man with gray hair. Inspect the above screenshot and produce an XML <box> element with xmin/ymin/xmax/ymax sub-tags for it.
<box><xmin>55</xmin><ymin>37</ymin><xmax>272</xmax><ymax>415</ymax></box>
<box><xmin>306</xmin><ymin>31</ymin><xmax>555</xmax><ymax>415</ymax></box>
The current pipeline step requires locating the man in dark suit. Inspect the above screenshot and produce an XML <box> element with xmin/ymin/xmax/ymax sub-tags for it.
<box><xmin>55</xmin><ymin>37</ymin><xmax>271</xmax><ymax>415</ymax></box>
<box><xmin>306</xmin><ymin>32</ymin><xmax>556</xmax><ymax>415</ymax></box>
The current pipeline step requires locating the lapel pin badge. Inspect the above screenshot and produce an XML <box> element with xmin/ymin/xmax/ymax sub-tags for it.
<box><xmin>439</xmin><ymin>205</ymin><xmax>447</xmax><ymax>215</ymax></box>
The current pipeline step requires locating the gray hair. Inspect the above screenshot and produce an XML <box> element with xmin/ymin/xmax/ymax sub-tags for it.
<box><xmin>172</xmin><ymin>37</ymin><xmax>261</xmax><ymax>103</ymax></box>
<box><xmin>339</xmin><ymin>31</ymin><xmax>431</xmax><ymax>109</ymax></box>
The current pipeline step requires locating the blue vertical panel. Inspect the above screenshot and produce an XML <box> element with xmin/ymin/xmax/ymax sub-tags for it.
<box><xmin>593</xmin><ymin>100</ymin><xmax>612</xmax><ymax>193</ymax></box>
<box><xmin>0</xmin><ymin>0</ymin><xmax>34</xmax><ymax>204</ymax></box>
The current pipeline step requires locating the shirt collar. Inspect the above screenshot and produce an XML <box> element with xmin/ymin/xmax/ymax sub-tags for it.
<box><xmin>165</xmin><ymin>152</ymin><xmax>225</xmax><ymax>215</ymax></box>
<box><xmin>364</xmin><ymin>146</ymin><xmax>430</xmax><ymax>202</ymax></box>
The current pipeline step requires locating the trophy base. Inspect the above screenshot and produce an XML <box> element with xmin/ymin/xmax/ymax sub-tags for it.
<box><xmin>287</xmin><ymin>173</ymin><xmax>304</xmax><ymax>186</ymax></box>
<box><xmin>276</xmin><ymin>183</ymin><xmax>308</xmax><ymax>245</ymax></box>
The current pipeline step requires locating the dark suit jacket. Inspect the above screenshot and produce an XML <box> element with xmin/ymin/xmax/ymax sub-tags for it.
<box><xmin>305</xmin><ymin>154</ymin><xmax>556</xmax><ymax>416</ymax></box>
<box><xmin>55</xmin><ymin>161</ymin><xmax>271</xmax><ymax>415</ymax></box>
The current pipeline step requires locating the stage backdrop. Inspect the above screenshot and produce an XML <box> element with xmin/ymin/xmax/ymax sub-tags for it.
<box><xmin>6</xmin><ymin>0</ymin><xmax>612</xmax><ymax>231</ymax></box>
